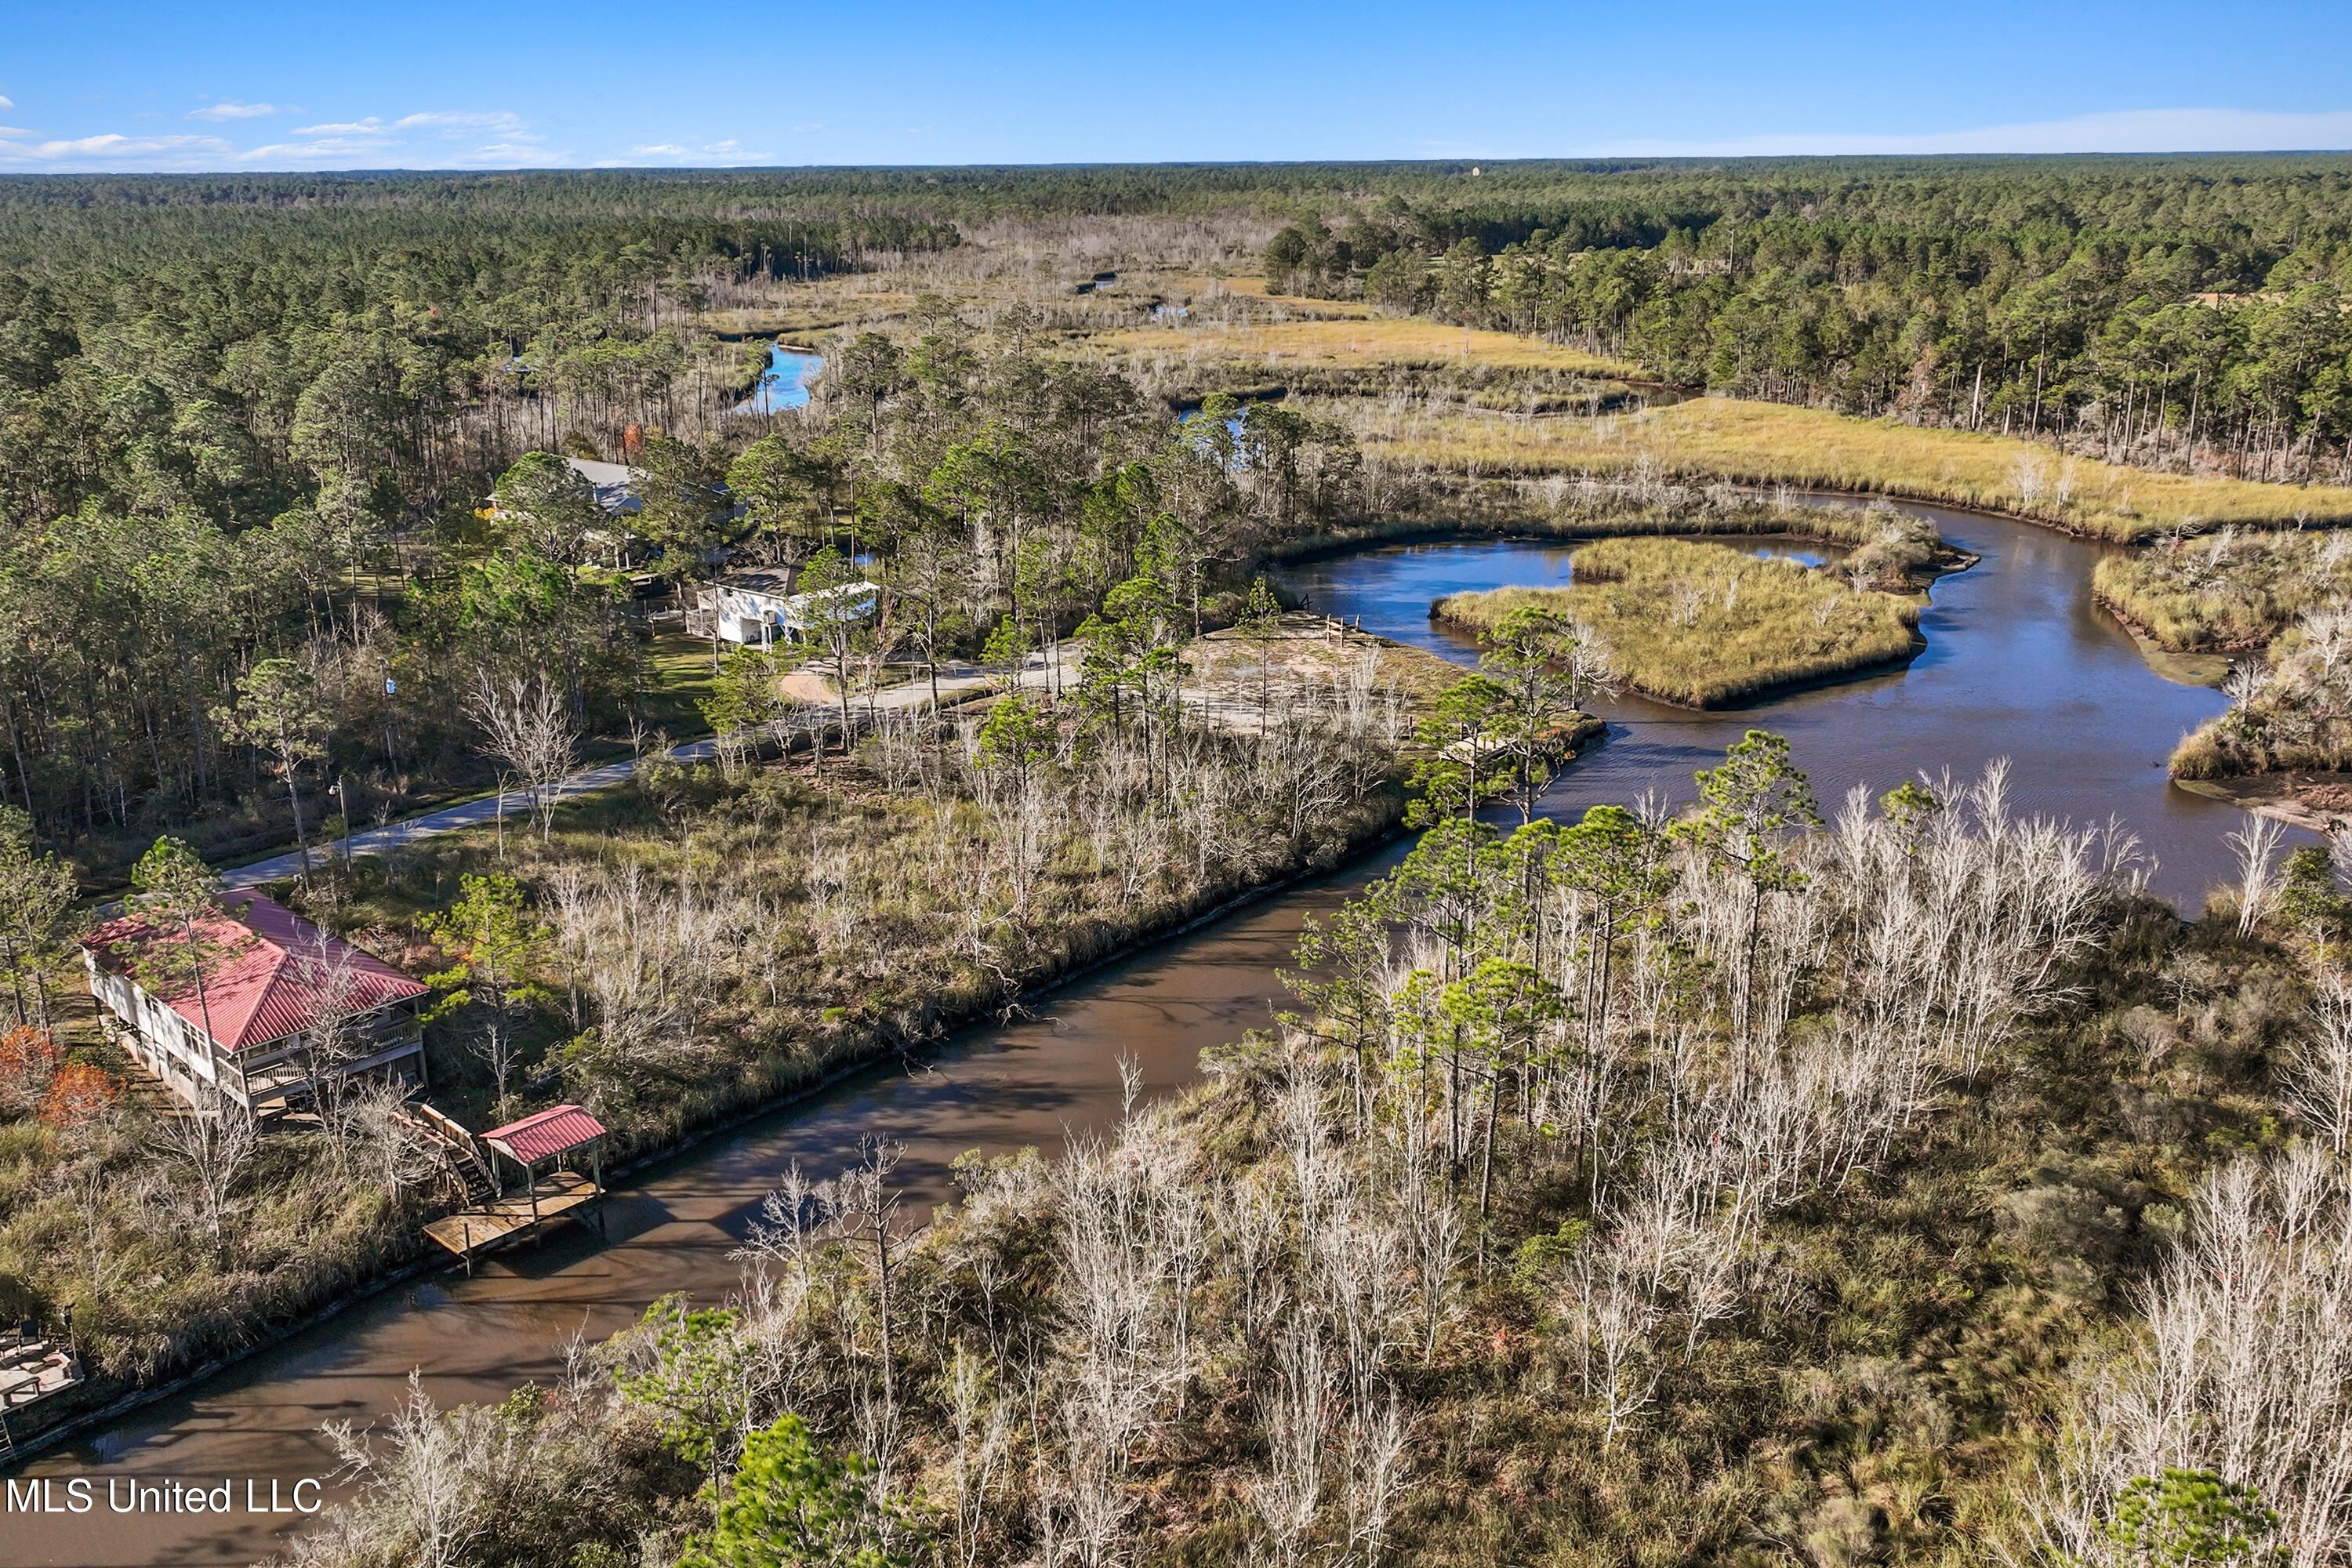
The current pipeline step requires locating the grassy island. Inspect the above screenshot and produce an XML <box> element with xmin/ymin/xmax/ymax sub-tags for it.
<box><xmin>2095</xmin><ymin>529</ymin><xmax>2352</xmax><ymax>654</ymax></box>
<box><xmin>2087</xmin><ymin>532</ymin><xmax>2352</xmax><ymax>780</ymax></box>
<box><xmin>1434</xmin><ymin>536</ymin><xmax>1925</xmax><ymax>708</ymax></box>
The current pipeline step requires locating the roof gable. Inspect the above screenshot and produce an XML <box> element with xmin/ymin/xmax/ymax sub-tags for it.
<box><xmin>483</xmin><ymin>1104</ymin><xmax>607</xmax><ymax>1164</ymax></box>
<box><xmin>85</xmin><ymin>893</ymin><xmax>427</xmax><ymax>1054</ymax></box>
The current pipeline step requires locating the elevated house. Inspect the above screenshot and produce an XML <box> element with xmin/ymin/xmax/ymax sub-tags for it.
<box><xmin>82</xmin><ymin>893</ymin><xmax>429</xmax><ymax>1120</ymax></box>
<box><xmin>688</xmin><ymin>569</ymin><xmax>880</xmax><ymax>647</ymax></box>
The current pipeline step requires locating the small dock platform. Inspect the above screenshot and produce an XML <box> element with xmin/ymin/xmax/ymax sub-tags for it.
<box><xmin>423</xmin><ymin>1170</ymin><xmax>601</xmax><ymax>1264</ymax></box>
<box><xmin>0</xmin><ymin>1338</ymin><xmax>80</xmax><ymax>1410</ymax></box>
<box><xmin>414</xmin><ymin>1102</ymin><xmax>611</xmax><ymax>1273</ymax></box>
<box><xmin>0</xmin><ymin>1332</ymin><xmax>85</xmax><ymax>1459</ymax></box>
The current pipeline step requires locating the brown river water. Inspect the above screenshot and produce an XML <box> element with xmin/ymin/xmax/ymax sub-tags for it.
<box><xmin>14</xmin><ymin>503</ymin><xmax>2275</xmax><ymax>1564</ymax></box>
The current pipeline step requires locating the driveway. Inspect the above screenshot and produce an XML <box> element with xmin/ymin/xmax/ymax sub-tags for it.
<box><xmin>222</xmin><ymin>644</ymin><xmax>1078</xmax><ymax>889</ymax></box>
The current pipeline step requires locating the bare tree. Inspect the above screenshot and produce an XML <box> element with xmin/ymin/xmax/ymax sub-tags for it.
<box><xmin>829</xmin><ymin>1134</ymin><xmax>909</xmax><ymax>1488</ymax></box>
<box><xmin>2227</xmin><ymin>811</ymin><xmax>2288</xmax><ymax>936</ymax></box>
<box><xmin>1250</xmin><ymin>1314</ymin><xmax>1330</xmax><ymax>1568</ymax></box>
<box><xmin>1344</xmin><ymin>1390</ymin><xmax>1412</xmax><ymax>1568</ymax></box>
<box><xmin>2286</xmin><ymin>975</ymin><xmax>2352</xmax><ymax>1156</ymax></box>
<box><xmin>465</xmin><ymin>670</ymin><xmax>579</xmax><ymax>843</ymax></box>
<box><xmin>145</xmin><ymin>1087</ymin><xmax>257</xmax><ymax>1262</ymax></box>
<box><xmin>942</xmin><ymin>1345</ymin><xmax>1011</xmax><ymax>1568</ymax></box>
<box><xmin>2038</xmin><ymin>1145</ymin><xmax>2352</xmax><ymax>1568</ymax></box>
<box><xmin>310</xmin><ymin>1371</ymin><xmax>526</xmax><ymax>1568</ymax></box>
<box><xmin>286</xmin><ymin>932</ymin><xmax>379</xmax><ymax>1159</ymax></box>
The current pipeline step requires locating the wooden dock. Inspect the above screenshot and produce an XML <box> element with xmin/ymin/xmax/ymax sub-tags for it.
<box><xmin>0</xmin><ymin>1338</ymin><xmax>79</xmax><ymax>1409</ymax></box>
<box><xmin>423</xmin><ymin>1170</ymin><xmax>602</xmax><ymax>1268</ymax></box>
<box><xmin>0</xmin><ymin>1334</ymin><xmax>83</xmax><ymax>1458</ymax></box>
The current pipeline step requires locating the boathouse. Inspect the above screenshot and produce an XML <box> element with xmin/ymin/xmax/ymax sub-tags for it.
<box><xmin>80</xmin><ymin>892</ymin><xmax>429</xmax><ymax>1120</ymax></box>
<box><xmin>422</xmin><ymin>1102</ymin><xmax>609</xmax><ymax>1268</ymax></box>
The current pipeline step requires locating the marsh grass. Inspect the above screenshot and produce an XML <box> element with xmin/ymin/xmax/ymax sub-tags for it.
<box><xmin>2096</xmin><ymin>528</ymin><xmax>2352</xmax><ymax>652</ymax></box>
<box><xmin>1435</xmin><ymin>537</ymin><xmax>1922</xmax><ymax>708</ymax></box>
<box><xmin>1088</xmin><ymin>315</ymin><xmax>1637</xmax><ymax>379</ymax></box>
<box><xmin>1331</xmin><ymin>396</ymin><xmax>2352</xmax><ymax>541</ymax></box>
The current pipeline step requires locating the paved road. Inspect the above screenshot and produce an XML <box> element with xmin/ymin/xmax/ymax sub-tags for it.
<box><xmin>221</xmin><ymin>644</ymin><xmax>1078</xmax><ymax>890</ymax></box>
<box><xmin>223</xmin><ymin>739</ymin><xmax>720</xmax><ymax>889</ymax></box>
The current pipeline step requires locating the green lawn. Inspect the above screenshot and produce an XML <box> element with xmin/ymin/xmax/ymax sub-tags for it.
<box><xmin>634</xmin><ymin>630</ymin><xmax>723</xmax><ymax>740</ymax></box>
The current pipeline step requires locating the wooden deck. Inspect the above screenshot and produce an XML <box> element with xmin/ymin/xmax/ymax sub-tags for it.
<box><xmin>423</xmin><ymin>1171</ymin><xmax>602</xmax><ymax>1266</ymax></box>
<box><xmin>0</xmin><ymin>1338</ymin><xmax>81</xmax><ymax>1410</ymax></box>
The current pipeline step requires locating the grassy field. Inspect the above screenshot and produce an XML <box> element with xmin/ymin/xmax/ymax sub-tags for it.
<box><xmin>695</xmin><ymin>285</ymin><xmax>921</xmax><ymax>339</ymax></box>
<box><xmin>1089</xmin><ymin>315</ymin><xmax>1638</xmax><ymax>379</ymax></box>
<box><xmin>1434</xmin><ymin>536</ymin><xmax>1922</xmax><ymax>707</ymax></box>
<box><xmin>637</xmin><ymin>630</ymin><xmax>723</xmax><ymax>735</ymax></box>
<box><xmin>1337</xmin><ymin>396</ymin><xmax>2352</xmax><ymax>541</ymax></box>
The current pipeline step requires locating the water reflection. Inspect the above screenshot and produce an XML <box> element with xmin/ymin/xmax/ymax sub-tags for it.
<box><xmin>1276</xmin><ymin>509</ymin><xmax>2266</xmax><ymax>909</ymax></box>
<box><xmin>731</xmin><ymin>344</ymin><xmax>823</xmax><ymax>415</ymax></box>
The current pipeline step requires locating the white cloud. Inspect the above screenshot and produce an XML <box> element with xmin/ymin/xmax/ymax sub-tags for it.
<box><xmin>460</xmin><ymin>141</ymin><xmax>564</xmax><ymax>166</ymax></box>
<box><xmin>615</xmin><ymin>138</ymin><xmax>769</xmax><ymax>165</ymax></box>
<box><xmin>0</xmin><ymin>128</ymin><xmax>31</xmax><ymax>139</ymax></box>
<box><xmin>290</xmin><ymin>111</ymin><xmax>527</xmax><ymax>137</ymax></box>
<box><xmin>235</xmin><ymin>136</ymin><xmax>396</xmax><ymax>162</ymax></box>
<box><xmin>0</xmin><ymin>96</ymin><xmax>13</xmax><ymax>111</ymax></box>
<box><xmin>1579</xmin><ymin>107</ymin><xmax>2352</xmax><ymax>158</ymax></box>
<box><xmin>0</xmin><ymin>101</ymin><xmax>564</xmax><ymax>170</ymax></box>
<box><xmin>0</xmin><ymin>132</ymin><xmax>234</xmax><ymax>164</ymax></box>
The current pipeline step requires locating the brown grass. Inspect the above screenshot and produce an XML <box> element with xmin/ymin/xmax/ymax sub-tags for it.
<box><xmin>1434</xmin><ymin>537</ymin><xmax>1922</xmax><ymax>708</ymax></box>
<box><xmin>1344</xmin><ymin>397</ymin><xmax>2352</xmax><ymax>541</ymax></box>
<box><xmin>1087</xmin><ymin>316</ymin><xmax>1639</xmax><ymax>379</ymax></box>
<box><xmin>1173</xmin><ymin>275</ymin><xmax>1377</xmax><ymax>317</ymax></box>
<box><xmin>2095</xmin><ymin>530</ymin><xmax>2352</xmax><ymax>652</ymax></box>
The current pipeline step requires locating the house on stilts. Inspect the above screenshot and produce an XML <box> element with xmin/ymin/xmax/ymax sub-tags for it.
<box><xmin>80</xmin><ymin>892</ymin><xmax>429</xmax><ymax>1120</ymax></box>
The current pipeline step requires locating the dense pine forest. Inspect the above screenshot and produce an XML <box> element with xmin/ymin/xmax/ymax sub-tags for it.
<box><xmin>1250</xmin><ymin>156</ymin><xmax>2352</xmax><ymax>470</ymax></box>
<box><xmin>5</xmin><ymin>155</ymin><xmax>2352</xmax><ymax>877</ymax></box>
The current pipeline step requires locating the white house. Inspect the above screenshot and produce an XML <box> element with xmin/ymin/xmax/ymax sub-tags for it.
<box><xmin>689</xmin><ymin>571</ymin><xmax>880</xmax><ymax>647</ymax></box>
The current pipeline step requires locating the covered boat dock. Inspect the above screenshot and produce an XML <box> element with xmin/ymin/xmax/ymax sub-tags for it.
<box><xmin>421</xmin><ymin>1103</ymin><xmax>609</xmax><ymax>1272</ymax></box>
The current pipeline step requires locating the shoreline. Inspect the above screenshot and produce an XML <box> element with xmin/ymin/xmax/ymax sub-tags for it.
<box><xmin>3</xmin><ymin>780</ymin><xmax>1410</xmax><ymax>1468</ymax></box>
<box><xmin>1427</xmin><ymin>593</ymin><xmax>1930</xmax><ymax>712</ymax></box>
<box><xmin>1407</xmin><ymin>521</ymin><xmax>1965</xmax><ymax>711</ymax></box>
<box><xmin>2089</xmin><ymin>595</ymin><xmax>2238</xmax><ymax>689</ymax></box>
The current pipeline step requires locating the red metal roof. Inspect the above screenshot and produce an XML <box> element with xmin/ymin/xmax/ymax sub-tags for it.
<box><xmin>84</xmin><ymin>893</ymin><xmax>428</xmax><ymax>1054</ymax></box>
<box><xmin>483</xmin><ymin>1103</ymin><xmax>606</xmax><ymax>1164</ymax></box>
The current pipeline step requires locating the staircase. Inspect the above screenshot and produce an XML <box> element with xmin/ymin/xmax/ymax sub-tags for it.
<box><xmin>396</xmin><ymin>1102</ymin><xmax>500</xmax><ymax>1203</ymax></box>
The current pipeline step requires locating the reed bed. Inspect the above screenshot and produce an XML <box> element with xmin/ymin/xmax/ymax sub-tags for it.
<box><xmin>1338</xmin><ymin>396</ymin><xmax>2352</xmax><ymax>541</ymax></box>
<box><xmin>1087</xmin><ymin>315</ymin><xmax>1637</xmax><ymax>377</ymax></box>
<box><xmin>1435</xmin><ymin>537</ymin><xmax>1922</xmax><ymax>708</ymax></box>
<box><xmin>2096</xmin><ymin>527</ymin><xmax>2352</xmax><ymax>651</ymax></box>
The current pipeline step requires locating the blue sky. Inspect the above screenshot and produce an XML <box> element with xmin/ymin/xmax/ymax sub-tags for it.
<box><xmin>5</xmin><ymin>0</ymin><xmax>2351</xmax><ymax>172</ymax></box>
